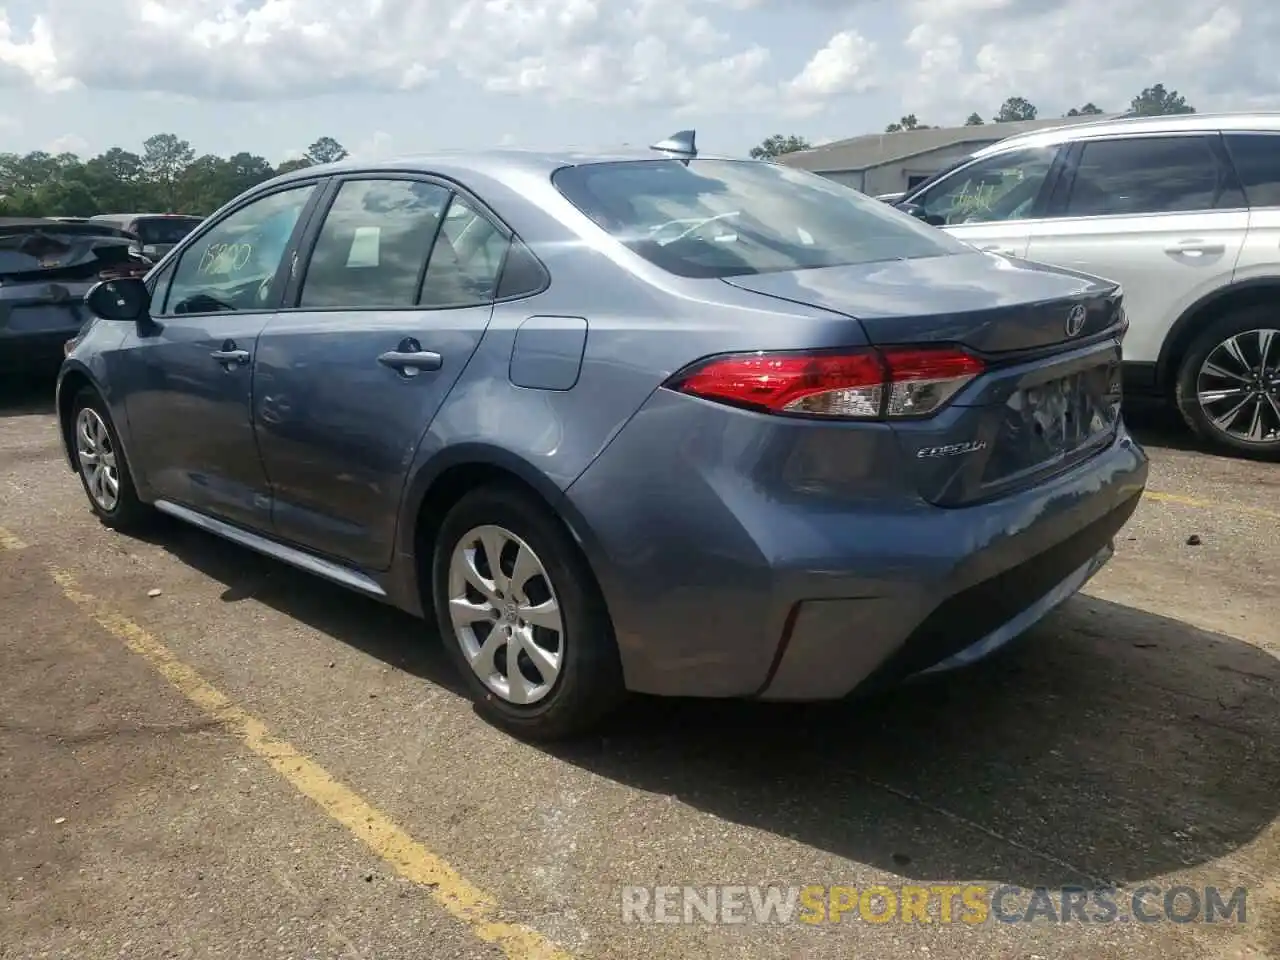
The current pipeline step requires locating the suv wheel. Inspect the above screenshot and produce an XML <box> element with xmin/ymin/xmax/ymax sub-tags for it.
<box><xmin>1175</xmin><ymin>307</ymin><xmax>1280</xmax><ymax>461</ymax></box>
<box><xmin>430</xmin><ymin>483</ymin><xmax>625</xmax><ymax>740</ymax></box>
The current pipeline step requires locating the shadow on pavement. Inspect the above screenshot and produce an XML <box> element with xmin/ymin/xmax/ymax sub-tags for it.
<box><xmin>121</xmin><ymin>515</ymin><xmax>1280</xmax><ymax>893</ymax></box>
<box><xmin>1122</xmin><ymin>400</ymin><xmax>1220</xmax><ymax>456</ymax></box>
<box><xmin>0</xmin><ymin>372</ymin><xmax>57</xmax><ymax>418</ymax></box>
<box><xmin>124</xmin><ymin>512</ymin><xmax>470</xmax><ymax>699</ymax></box>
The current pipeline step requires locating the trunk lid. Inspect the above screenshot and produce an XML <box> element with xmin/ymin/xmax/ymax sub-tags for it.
<box><xmin>0</xmin><ymin>219</ymin><xmax>151</xmax><ymax>339</ymax></box>
<box><xmin>723</xmin><ymin>252</ymin><xmax>1127</xmax><ymax>506</ymax></box>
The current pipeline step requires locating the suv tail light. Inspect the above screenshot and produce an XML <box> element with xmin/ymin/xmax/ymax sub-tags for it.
<box><xmin>665</xmin><ymin>346</ymin><xmax>984</xmax><ymax>419</ymax></box>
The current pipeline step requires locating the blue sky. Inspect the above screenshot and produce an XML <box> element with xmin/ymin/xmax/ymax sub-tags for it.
<box><xmin>0</xmin><ymin>0</ymin><xmax>1274</xmax><ymax>164</ymax></box>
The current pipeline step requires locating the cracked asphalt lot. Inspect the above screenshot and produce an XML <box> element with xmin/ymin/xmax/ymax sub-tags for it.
<box><xmin>1</xmin><ymin>378</ymin><xmax>1277</xmax><ymax>960</ymax></box>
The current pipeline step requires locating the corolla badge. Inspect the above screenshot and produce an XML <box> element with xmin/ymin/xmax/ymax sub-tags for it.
<box><xmin>1065</xmin><ymin>304</ymin><xmax>1088</xmax><ymax>338</ymax></box>
<box><xmin>916</xmin><ymin>440</ymin><xmax>988</xmax><ymax>459</ymax></box>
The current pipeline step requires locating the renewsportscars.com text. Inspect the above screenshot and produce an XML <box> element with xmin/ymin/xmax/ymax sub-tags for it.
<box><xmin>620</xmin><ymin>884</ymin><xmax>1249</xmax><ymax>926</ymax></box>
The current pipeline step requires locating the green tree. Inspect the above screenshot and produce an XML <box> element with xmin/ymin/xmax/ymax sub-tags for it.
<box><xmin>994</xmin><ymin>97</ymin><xmax>1037</xmax><ymax>122</ymax></box>
<box><xmin>885</xmin><ymin>114</ymin><xmax>931</xmax><ymax>133</ymax></box>
<box><xmin>1129</xmin><ymin>84</ymin><xmax>1195</xmax><ymax>116</ymax></box>
<box><xmin>140</xmin><ymin>133</ymin><xmax>196</xmax><ymax>212</ymax></box>
<box><xmin>275</xmin><ymin>157</ymin><xmax>314</xmax><ymax>174</ymax></box>
<box><xmin>749</xmin><ymin>134</ymin><xmax>812</xmax><ymax>159</ymax></box>
<box><xmin>964</xmin><ymin>113</ymin><xmax>985</xmax><ymax>125</ymax></box>
<box><xmin>1066</xmin><ymin>103</ymin><xmax>1104</xmax><ymax>116</ymax></box>
<box><xmin>304</xmin><ymin>136</ymin><xmax>349</xmax><ymax>165</ymax></box>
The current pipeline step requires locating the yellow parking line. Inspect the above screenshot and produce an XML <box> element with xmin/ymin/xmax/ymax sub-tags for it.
<box><xmin>1144</xmin><ymin>491</ymin><xmax>1280</xmax><ymax>522</ymax></box>
<box><xmin>49</xmin><ymin>567</ymin><xmax>573</xmax><ymax>960</ymax></box>
<box><xmin>0</xmin><ymin>526</ymin><xmax>28</xmax><ymax>550</ymax></box>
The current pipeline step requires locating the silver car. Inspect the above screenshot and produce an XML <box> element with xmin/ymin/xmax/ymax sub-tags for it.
<box><xmin>895</xmin><ymin>112</ymin><xmax>1280</xmax><ymax>461</ymax></box>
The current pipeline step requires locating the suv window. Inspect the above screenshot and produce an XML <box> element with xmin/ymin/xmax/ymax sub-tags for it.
<box><xmin>914</xmin><ymin>147</ymin><xmax>1059</xmax><ymax>226</ymax></box>
<box><xmin>299</xmin><ymin>179</ymin><xmax>452</xmax><ymax>309</ymax></box>
<box><xmin>552</xmin><ymin>158</ymin><xmax>968</xmax><ymax>279</ymax></box>
<box><xmin>1063</xmin><ymin>136</ymin><xmax>1237</xmax><ymax>217</ymax></box>
<box><xmin>164</xmin><ymin>185</ymin><xmax>314</xmax><ymax>315</ymax></box>
<box><xmin>417</xmin><ymin>195</ymin><xmax>508</xmax><ymax>307</ymax></box>
<box><xmin>134</xmin><ymin>217</ymin><xmax>202</xmax><ymax>246</ymax></box>
<box><xmin>1224</xmin><ymin>133</ymin><xmax>1280</xmax><ymax>209</ymax></box>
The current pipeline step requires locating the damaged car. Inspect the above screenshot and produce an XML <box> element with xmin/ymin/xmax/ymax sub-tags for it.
<box><xmin>0</xmin><ymin>217</ymin><xmax>154</xmax><ymax>374</ymax></box>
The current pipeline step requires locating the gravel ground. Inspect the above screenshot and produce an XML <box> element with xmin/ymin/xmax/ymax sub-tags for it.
<box><xmin>1</xmin><ymin>378</ymin><xmax>1276</xmax><ymax>960</ymax></box>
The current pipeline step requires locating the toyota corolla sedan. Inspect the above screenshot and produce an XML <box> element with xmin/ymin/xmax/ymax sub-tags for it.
<box><xmin>57</xmin><ymin>131</ymin><xmax>1148</xmax><ymax>740</ymax></box>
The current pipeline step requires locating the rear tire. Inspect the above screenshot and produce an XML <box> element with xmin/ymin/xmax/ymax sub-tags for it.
<box><xmin>1174</xmin><ymin>306</ymin><xmax>1280</xmax><ymax>462</ymax></box>
<box><xmin>430</xmin><ymin>483</ymin><xmax>625</xmax><ymax>741</ymax></box>
<box><xmin>70</xmin><ymin>387</ymin><xmax>153</xmax><ymax>530</ymax></box>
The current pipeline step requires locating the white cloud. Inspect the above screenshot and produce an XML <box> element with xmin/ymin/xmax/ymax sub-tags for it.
<box><xmin>349</xmin><ymin>130</ymin><xmax>396</xmax><ymax>161</ymax></box>
<box><xmin>787</xmin><ymin>30</ymin><xmax>878</xmax><ymax>103</ymax></box>
<box><xmin>0</xmin><ymin>0</ymin><xmax>875</xmax><ymax>117</ymax></box>
<box><xmin>45</xmin><ymin>133</ymin><xmax>89</xmax><ymax>155</ymax></box>
<box><xmin>0</xmin><ymin>0</ymin><xmax>1274</xmax><ymax>133</ymax></box>
<box><xmin>895</xmin><ymin>0</ymin><xmax>1280</xmax><ymax>121</ymax></box>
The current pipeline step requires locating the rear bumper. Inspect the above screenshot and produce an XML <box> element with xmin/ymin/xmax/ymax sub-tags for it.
<box><xmin>0</xmin><ymin>330</ymin><xmax>81</xmax><ymax>372</ymax></box>
<box><xmin>760</xmin><ymin>493</ymin><xmax>1136</xmax><ymax>700</ymax></box>
<box><xmin>564</xmin><ymin>391</ymin><xmax>1149</xmax><ymax>700</ymax></box>
<box><xmin>0</xmin><ymin>298</ymin><xmax>90</xmax><ymax>372</ymax></box>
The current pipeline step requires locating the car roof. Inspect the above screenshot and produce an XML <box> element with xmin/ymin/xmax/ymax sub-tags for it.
<box><xmin>971</xmin><ymin>111</ymin><xmax>1280</xmax><ymax>158</ymax></box>
<box><xmin>263</xmin><ymin>147</ymin><xmax>746</xmax><ymax>190</ymax></box>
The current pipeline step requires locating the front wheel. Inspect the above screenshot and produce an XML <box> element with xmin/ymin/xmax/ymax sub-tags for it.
<box><xmin>70</xmin><ymin>387</ymin><xmax>153</xmax><ymax>530</ymax></box>
<box><xmin>430</xmin><ymin>483</ymin><xmax>625</xmax><ymax>740</ymax></box>
<box><xmin>1174</xmin><ymin>308</ymin><xmax>1280</xmax><ymax>461</ymax></box>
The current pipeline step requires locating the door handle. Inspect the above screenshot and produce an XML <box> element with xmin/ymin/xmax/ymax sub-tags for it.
<box><xmin>210</xmin><ymin>339</ymin><xmax>250</xmax><ymax>366</ymax></box>
<box><xmin>978</xmin><ymin>244</ymin><xmax>1016</xmax><ymax>256</ymax></box>
<box><xmin>1165</xmin><ymin>240</ymin><xmax>1224</xmax><ymax>256</ymax></box>
<box><xmin>378</xmin><ymin>338</ymin><xmax>442</xmax><ymax>376</ymax></box>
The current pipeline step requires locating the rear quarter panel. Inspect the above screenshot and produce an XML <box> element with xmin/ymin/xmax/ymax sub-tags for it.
<box><xmin>390</xmin><ymin>162</ymin><xmax>888</xmax><ymax>573</ymax></box>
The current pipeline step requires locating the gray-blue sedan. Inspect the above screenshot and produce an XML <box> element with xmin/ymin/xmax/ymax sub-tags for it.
<box><xmin>57</xmin><ymin>131</ymin><xmax>1148</xmax><ymax>740</ymax></box>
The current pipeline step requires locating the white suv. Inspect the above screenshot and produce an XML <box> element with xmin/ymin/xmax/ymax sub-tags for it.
<box><xmin>895</xmin><ymin>113</ymin><xmax>1280</xmax><ymax>461</ymax></box>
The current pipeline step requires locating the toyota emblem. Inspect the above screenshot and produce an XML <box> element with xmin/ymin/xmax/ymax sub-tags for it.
<box><xmin>1065</xmin><ymin>304</ymin><xmax>1087</xmax><ymax>337</ymax></box>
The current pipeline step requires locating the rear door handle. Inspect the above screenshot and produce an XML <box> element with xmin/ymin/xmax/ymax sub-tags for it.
<box><xmin>378</xmin><ymin>338</ymin><xmax>442</xmax><ymax>377</ymax></box>
<box><xmin>1165</xmin><ymin>240</ymin><xmax>1225</xmax><ymax>256</ymax></box>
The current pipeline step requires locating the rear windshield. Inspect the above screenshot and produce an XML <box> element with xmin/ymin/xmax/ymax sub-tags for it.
<box><xmin>135</xmin><ymin>217</ymin><xmax>202</xmax><ymax>245</ymax></box>
<box><xmin>550</xmin><ymin>159</ymin><xmax>970</xmax><ymax>279</ymax></box>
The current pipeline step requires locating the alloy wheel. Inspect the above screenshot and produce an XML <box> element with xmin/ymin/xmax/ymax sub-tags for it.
<box><xmin>1195</xmin><ymin>327</ymin><xmax>1280</xmax><ymax>444</ymax></box>
<box><xmin>446</xmin><ymin>524</ymin><xmax>564</xmax><ymax>706</ymax></box>
<box><xmin>75</xmin><ymin>407</ymin><xmax>120</xmax><ymax>512</ymax></box>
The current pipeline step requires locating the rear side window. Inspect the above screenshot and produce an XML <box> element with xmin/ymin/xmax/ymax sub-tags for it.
<box><xmin>299</xmin><ymin>179</ymin><xmax>451</xmax><ymax>309</ymax></box>
<box><xmin>1063</xmin><ymin>136</ymin><xmax>1239</xmax><ymax>217</ymax></box>
<box><xmin>1224</xmin><ymin>133</ymin><xmax>1280</xmax><ymax>208</ymax></box>
<box><xmin>551</xmin><ymin>158</ymin><xmax>970</xmax><ymax>279</ymax></box>
<box><xmin>417</xmin><ymin>195</ymin><xmax>508</xmax><ymax>308</ymax></box>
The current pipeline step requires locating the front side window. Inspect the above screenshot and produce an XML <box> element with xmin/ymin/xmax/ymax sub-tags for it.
<box><xmin>552</xmin><ymin>158</ymin><xmax>970</xmax><ymax>279</ymax></box>
<box><xmin>915</xmin><ymin>147</ymin><xmax>1059</xmax><ymax>226</ymax></box>
<box><xmin>1224</xmin><ymin>133</ymin><xmax>1280</xmax><ymax>209</ymax></box>
<box><xmin>146</xmin><ymin>259</ymin><xmax>177</xmax><ymax>314</ymax></box>
<box><xmin>164</xmin><ymin>185</ymin><xmax>315</xmax><ymax>315</ymax></box>
<box><xmin>299</xmin><ymin>179</ymin><xmax>452</xmax><ymax>309</ymax></box>
<box><xmin>1063</xmin><ymin>136</ymin><xmax>1235</xmax><ymax>217</ymax></box>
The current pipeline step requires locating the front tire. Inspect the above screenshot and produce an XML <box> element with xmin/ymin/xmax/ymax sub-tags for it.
<box><xmin>70</xmin><ymin>387</ymin><xmax>152</xmax><ymax>530</ymax></box>
<box><xmin>1174</xmin><ymin>307</ymin><xmax>1280</xmax><ymax>461</ymax></box>
<box><xmin>430</xmin><ymin>483</ymin><xmax>625</xmax><ymax>740</ymax></box>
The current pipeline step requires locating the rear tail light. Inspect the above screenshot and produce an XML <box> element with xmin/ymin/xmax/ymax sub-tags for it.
<box><xmin>665</xmin><ymin>346</ymin><xmax>984</xmax><ymax>420</ymax></box>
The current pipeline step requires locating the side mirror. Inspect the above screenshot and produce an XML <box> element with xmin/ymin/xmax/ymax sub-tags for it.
<box><xmin>895</xmin><ymin>202</ymin><xmax>945</xmax><ymax>227</ymax></box>
<box><xmin>85</xmin><ymin>277</ymin><xmax>150</xmax><ymax>323</ymax></box>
